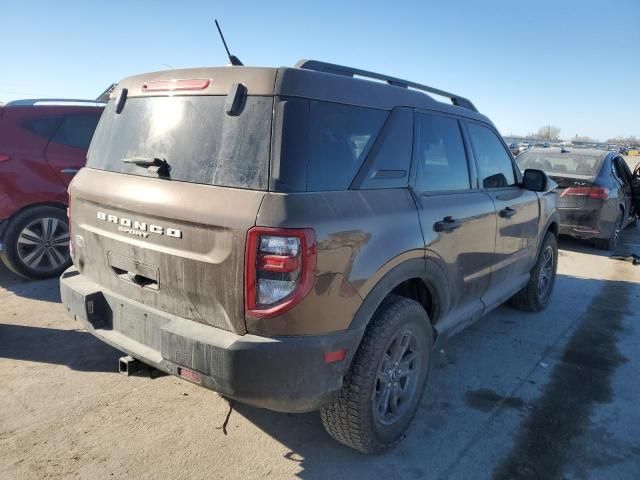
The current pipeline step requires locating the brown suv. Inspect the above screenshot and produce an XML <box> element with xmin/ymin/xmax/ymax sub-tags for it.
<box><xmin>60</xmin><ymin>60</ymin><xmax>559</xmax><ymax>453</ymax></box>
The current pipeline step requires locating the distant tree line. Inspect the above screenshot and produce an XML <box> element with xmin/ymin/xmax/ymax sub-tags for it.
<box><xmin>605</xmin><ymin>135</ymin><xmax>639</xmax><ymax>147</ymax></box>
<box><xmin>510</xmin><ymin>127</ymin><xmax>639</xmax><ymax>147</ymax></box>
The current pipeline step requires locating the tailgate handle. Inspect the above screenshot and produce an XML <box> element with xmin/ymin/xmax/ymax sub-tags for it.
<box><xmin>108</xmin><ymin>252</ymin><xmax>159</xmax><ymax>290</ymax></box>
<box><xmin>112</xmin><ymin>266</ymin><xmax>159</xmax><ymax>290</ymax></box>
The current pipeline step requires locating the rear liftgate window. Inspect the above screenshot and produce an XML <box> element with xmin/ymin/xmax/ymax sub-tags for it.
<box><xmin>275</xmin><ymin>99</ymin><xmax>388</xmax><ymax>191</ymax></box>
<box><xmin>87</xmin><ymin>96</ymin><xmax>272</xmax><ymax>190</ymax></box>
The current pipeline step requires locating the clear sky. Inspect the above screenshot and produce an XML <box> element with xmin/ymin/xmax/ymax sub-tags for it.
<box><xmin>1</xmin><ymin>0</ymin><xmax>638</xmax><ymax>141</ymax></box>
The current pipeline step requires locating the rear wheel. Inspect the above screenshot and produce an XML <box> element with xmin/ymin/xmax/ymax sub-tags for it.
<box><xmin>0</xmin><ymin>206</ymin><xmax>71</xmax><ymax>280</ymax></box>
<box><xmin>320</xmin><ymin>295</ymin><xmax>432</xmax><ymax>454</ymax></box>
<box><xmin>510</xmin><ymin>232</ymin><xmax>558</xmax><ymax>312</ymax></box>
<box><xmin>593</xmin><ymin>211</ymin><xmax>622</xmax><ymax>251</ymax></box>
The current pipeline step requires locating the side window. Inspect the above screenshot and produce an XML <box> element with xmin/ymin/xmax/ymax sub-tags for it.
<box><xmin>414</xmin><ymin>113</ymin><xmax>470</xmax><ymax>192</ymax></box>
<box><xmin>306</xmin><ymin>101</ymin><xmax>387</xmax><ymax>191</ymax></box>
<box><xmin>22</xmin><ymin>116</ymin><xmax>63</xmax><ymax>140</ymax></box>
<box><xmin>612</xmin><ymin>158</ymin><xmax>622</xmax><ymax>180</ymax></box>
<box><xmin>466</xmin><ymin>123</ymin><xmax>516</xmax><ymax>189</ymax></box>
<box><xmin>51</xmin><ymin>113</ymin><xmax>101</xmax><ymax>149</ymax></box>
<box><xmin>614</xmin><ymin>157</ymin><xmax>631</xmax><ymax>183</ymax></box>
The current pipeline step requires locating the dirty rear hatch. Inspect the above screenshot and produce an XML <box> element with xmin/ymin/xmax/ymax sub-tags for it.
<box><xmin>69</xmin><ymin>67</ymin><xmax>277</xmax><ymax>334</ymax></box>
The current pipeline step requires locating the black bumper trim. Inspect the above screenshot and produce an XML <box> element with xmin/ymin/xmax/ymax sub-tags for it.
<box><xmin>60</xmin><ymin>268</ymin><xmax>363</xmax><ymax>413</ymax></box>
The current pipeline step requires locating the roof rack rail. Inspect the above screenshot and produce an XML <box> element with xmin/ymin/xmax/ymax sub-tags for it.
<box><xmin>295</xmin><ymin>59</ymin><xmax>478</xmax><ymax>112</ymax></box>
<box><xmin>5</xmin><ymin>98</ymin><xmax>106</xmax><ymax>107</ymax></box>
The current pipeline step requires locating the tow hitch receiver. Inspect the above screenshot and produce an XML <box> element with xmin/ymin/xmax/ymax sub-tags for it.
<box><xmin>118</xmin><ymin>355</ymin><xmax>141</xmax><ymax>376</ymax></box>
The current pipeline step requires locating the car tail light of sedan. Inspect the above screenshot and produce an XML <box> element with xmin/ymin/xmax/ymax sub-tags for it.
<box><xmin>245</xmin><ymin>227</ymin><xmax>316</xmax><ymax>319</ymax></box>
<box><xmin>562</xmin><ymin>186</ymin><xmax>609</xmax><ymax>199</ymax></box>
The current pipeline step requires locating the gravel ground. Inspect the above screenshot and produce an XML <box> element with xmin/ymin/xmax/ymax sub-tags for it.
<box><xmin>1</xmin><ymin>224</ymin><xmax>639</xmax><ymax>480</ymax></box>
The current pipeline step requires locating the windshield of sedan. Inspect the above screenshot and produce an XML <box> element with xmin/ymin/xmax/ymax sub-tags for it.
<box><xmin>516</xmin><ymin>150</ymin><xmax>604</xmax><ymax>177</ymax></box>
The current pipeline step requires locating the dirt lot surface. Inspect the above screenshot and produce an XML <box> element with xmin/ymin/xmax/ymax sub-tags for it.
<box><xmin>1</xmin><ymin>225</ymin><xmax>639</xmax><ymax>479</ymax></box>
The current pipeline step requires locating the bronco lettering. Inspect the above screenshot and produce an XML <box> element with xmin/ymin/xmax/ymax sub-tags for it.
<box><xmin>96</xmin><ymin>211</ymin><xmax>182</xmax><ymax>238</ymax></box>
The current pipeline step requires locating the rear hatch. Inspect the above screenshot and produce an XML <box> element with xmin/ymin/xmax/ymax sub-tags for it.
<box><xmin>69</xmin><ymin>67</ymin><xmax>277</xmax><ymax>334</ymax></box>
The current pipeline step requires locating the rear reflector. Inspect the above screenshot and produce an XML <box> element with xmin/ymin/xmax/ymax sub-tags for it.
<box><xmin>0</xmin><ymin>154</ymin><xmax>11</xmax><ymax>163</ymax></box>
<box><xmin>142</xmin><ymin>78</ymin><xmax>211</xmax><ymax>92</ymax></box>
<box><xmin>257</xmin><ymin>254</ymin><xmax>299</xmax><ymax>273</ymax></box>
<box><xmin>324</xmin><ymin>349</ymin><xmax>347</xmax><ymax>363</ymax></box>
<box><xmin>178</xmin><ymin>367</ymin><xmax>202</xmax><ymax>384</ymax></box>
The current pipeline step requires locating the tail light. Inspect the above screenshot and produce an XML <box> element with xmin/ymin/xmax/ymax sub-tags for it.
<box><xmin>562</xmin><ymin>186</ymin><xmax>609</xmax><ymax>199</ymax></box>
<box><xmin>245</xmin><ymin>227</ymin><xmax>316</xmax><ymax>318</ymax></box>
<box><xmin>0</xmin><ymin>154</ymin><xmax>11</xmax><ymax>163</ymax></box>
<box><xmin>142</xmin><ymin>78</ymin><xmax>211</xmax><ymax>92</ymax></box>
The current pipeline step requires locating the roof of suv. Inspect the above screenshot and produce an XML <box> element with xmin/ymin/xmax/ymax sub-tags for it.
<box><xmin>113</xmin><ymin>60</ymin><xmax>493</xmax><ymax>125</ymax></box>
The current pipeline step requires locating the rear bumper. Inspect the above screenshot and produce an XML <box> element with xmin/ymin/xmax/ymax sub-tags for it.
<box><xmin>59</xmin><ymin>267</ymin><xmax>362</xmax><ymax>413</ymax></box>
<box><xmin>558</xmin><ymin>208</ymin><xmax>608</xmax><ymax>239</ymax></box>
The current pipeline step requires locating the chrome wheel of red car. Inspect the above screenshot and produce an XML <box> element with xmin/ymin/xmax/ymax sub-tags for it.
<box><xmin>16</xmin><ymin>217</ymin><xmax>70</xmax><ymax>272</ymax></box>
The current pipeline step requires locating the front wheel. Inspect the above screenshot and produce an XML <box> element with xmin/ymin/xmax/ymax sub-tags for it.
<box><xmin>510</xmin><ymin>232</ymin><xmax>558</xmax><ymax>312</ymax></box>
<box><xmin>320</xmin><ymin>295</ymin><xmax>433</xmax><ymax>454</ymax></box>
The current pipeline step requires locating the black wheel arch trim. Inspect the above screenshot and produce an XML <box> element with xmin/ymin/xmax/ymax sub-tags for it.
<box><xmin>536</xmin><ymin>213</ymin><xmax>559</xmax><ymax>259</ymax></box>
<box><xmin>348</xmin><ymin>257</ymin><xmax>451</xmax><ymax>337</ymax></box>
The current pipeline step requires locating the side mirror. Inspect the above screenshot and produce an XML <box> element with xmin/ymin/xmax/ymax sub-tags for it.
<box><xmin>522</xmin><ymin>168</ymin><xmax>549</xmax><ymax>192</ymax></box>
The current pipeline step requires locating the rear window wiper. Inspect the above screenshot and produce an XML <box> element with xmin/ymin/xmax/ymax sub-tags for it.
<box><xmin>122</xmin><ymin>157</ymin><xmax>171</xmax><ymax>177</ymax></box>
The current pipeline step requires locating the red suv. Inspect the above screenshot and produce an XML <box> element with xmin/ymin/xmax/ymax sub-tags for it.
<box><xmin>0</xmin><ymin>99</ymin><xmax>103</xmax><ymax>279</ymax></box>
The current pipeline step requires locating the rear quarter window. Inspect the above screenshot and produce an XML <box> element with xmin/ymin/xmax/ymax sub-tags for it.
<box><xmin>306</xmin><ymin>101</ymin><xmax>387</xmax><ymax>191</ymax></box>
<box><xmin>275</xmin><ymin>98</ymin><xmax>388</xmax><ymax>191</ymax></box>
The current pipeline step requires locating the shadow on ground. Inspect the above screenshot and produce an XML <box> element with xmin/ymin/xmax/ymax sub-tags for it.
<box><xmin>0</xmin><ymin>323</ymin><xmax>122</xmax><ymax>373</ymax></box>
<box><xmin>0</xmin><ymin>264</ymin><xmax>60</xmax><ymax>303</ymax></box>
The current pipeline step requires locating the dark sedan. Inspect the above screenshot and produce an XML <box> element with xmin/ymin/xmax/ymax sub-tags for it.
<box><xmin>516</xmin><ymin>148</ymin><xmax>639</xmax><ymax>250</ymax></box>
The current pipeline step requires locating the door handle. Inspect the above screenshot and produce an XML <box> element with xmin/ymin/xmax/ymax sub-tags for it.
<box><xmin>499</xmin><ymin>207</ymin><xmax>517</xmax><ymax>219</ymax></box>
<box><xmin>434</xmin><ymin>216</ymin><xmax>462</xmax><ymax>233</ymax></box>
<box><xmin>60</xmin><ymin>168</ymin><xmax>80</xmax><ymax>174</ymax></box>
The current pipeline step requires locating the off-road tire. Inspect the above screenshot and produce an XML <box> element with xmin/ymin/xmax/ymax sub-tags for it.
<box><xmin>320</xmin><ymin>295</ymin><xmax>433</xmax><ymax>454</ymax></box>
<box><xmin>0</xmin><ymin>206</ymin><xmax>71</xmax><ymax>280</ymax></box>
<box><xmin>593</xmin><ymin>211</ymin><xmax>622</xmax><ymax>251</ymax></box>
<box><xmin>510</xmin><ymin>232</ymin><xmax>558</xmax><ymax>312</ymax></box>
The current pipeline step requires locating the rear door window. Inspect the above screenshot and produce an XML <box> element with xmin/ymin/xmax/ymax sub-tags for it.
<box><xmin>52</xmin><ymin>113</ymin><xmax>101</xmax><ymax>149</ymax></box>
<box><xmin>87</xmin><ymin>96</ymin><xmax>272</xmax><ymax>190</ymax></box>
<box><xmin>466</xmin><ymin>123</ymin><xmax>517</xmax><ymax>188</ymax></box>
<box><xmin>414</xmin><ymin>113</ymin><xmax>470</xmax><ymax>192</ymax></box>
<box><xmin>23</xmin><ymin>116</ymin><xmax>64</xmax><ymax>140</ymax></box>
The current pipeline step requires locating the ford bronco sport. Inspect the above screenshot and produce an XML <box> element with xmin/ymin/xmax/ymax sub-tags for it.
<box><xmin>60</xmin><ymin>60</ymin><xmax>559</xmax><ymax>453</ymax></box>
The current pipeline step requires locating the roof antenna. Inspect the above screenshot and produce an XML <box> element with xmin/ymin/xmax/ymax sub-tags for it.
<box><xmin>214</xmin><ymin>19</ymin><xmax>243</xmax><ymax>66</ymax></box>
